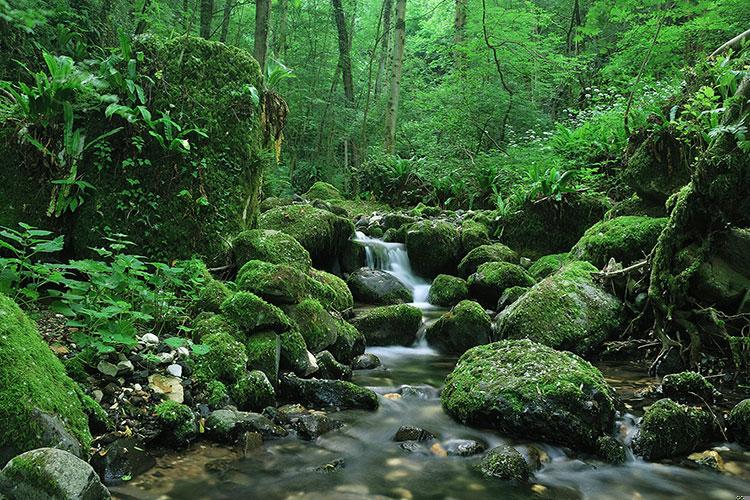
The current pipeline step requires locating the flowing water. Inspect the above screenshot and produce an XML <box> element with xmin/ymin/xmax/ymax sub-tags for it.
<box><xmin>115</xmin><ymin>236</ymin><xmax>750</xmax><ymax>500</ymax></box>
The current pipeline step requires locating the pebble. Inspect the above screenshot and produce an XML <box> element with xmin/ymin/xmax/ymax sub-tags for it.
<box><xmin>92</xmin><ymin>390</ymin><xmax>104</xmax><ymax>402</ymax></box>
<box><xmin>157</xmin><ymin>352</ymin><xmax>175</xmax><ymax>364</ymax></box>
<box><xmin>97</xmin><ymin>360</ymin><xmax>119</xmax><ymax>378</ymax></box>
<box><xmin>384</xmin><ymin>393</ymin><xmax>401</xmax><ymax>400</ymax></box>
<box><xmin>116</xmin><ymin>359</ymin><xmax>134</xmax><ymax>375</ymax></box>
<box><xmin>141</xmin><ymin>333</ymin><xmax>159</xmax><ymax>345</ymax></box>
<box><xmin>177</xmin><ymin>346</ymin><xmax>190</xmax><ymax>359</ymax></box>
<box><xmin>167</xmin><ymin>364</ymin><xmax>183</xmax><ymax>378</ymax></box>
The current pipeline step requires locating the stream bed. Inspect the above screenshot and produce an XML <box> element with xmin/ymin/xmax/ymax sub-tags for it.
<box><xmin>112</xmin><ymin>236</ymin><xmax>750</xmax><ymax>499</ymax></box>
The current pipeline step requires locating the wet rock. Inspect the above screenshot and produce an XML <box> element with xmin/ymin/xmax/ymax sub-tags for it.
<box><xmin>0</xmin><ymin>448</ymin><xmax>111</xmax><ymax>499</ymax></box>
<box><xmin>346</xmin><ymin>269</ymin><xmax>412</xmax><ymax>305</ymax></box>
<box><xmin>148</xmin><ymin>374</ymin><xmax>184</xmax><ymax>403</ymax></box>
<box><xmin>351</xmin><ymin>353</ymin><xmax>381</xmax><ymax>370</ymax></box>
<box><xmin>468</xmin><ymin>262</ymin><xmax>535</xmax><ymax>309</ymax></box>
<box><xmin>294</xmin><ymin>413</ymin><xmax>344</xmax><ymax>440</ymax></box>
<box><xmin>728</xmin><ymin>399</ymin><xmax>750</xmax><ymax>445</ymax></box>
<box><xmin>349</xmin><ymin>304</ymin><xmax>422</xmax><ymax>346</ymax></box>
<box><xmin>393</xmin><ymin>426</ymin><xmax>435</xmax><ymax>442</ymax></box>
<box><xmin>240</xmin><ymin>431</ymin><xmax>263</xmax><ymax>457</ymax></box>
<box><xmin>315</xmin><ymin>458</ymin><xmax>345</xmax><ymax>472</ymax></box>
<box><xmin>230</xmin><ymin>370</ymin><xmax>276</xmax><ymax>411</ymax></box>
<box><xmin>443</xmin><ymin>439</ymin><xmax>486</xmax><ymax>457</ymax></box>
<box><xmin>632</xmin><ymin>398</ymin><xmax>717</xmax><ymax>460</ymax></box>
<box><xmin>153</xmin><ymin>401</ymin><xmax>197</xmax><ymax>447</ymax></box>
<box><xmin>660</xmin><ymin>371</ymin><xmax>720</xmax><ymax>403</ymax></box>
<box><xmin>425</xmin><ymin>300</ymin><xmax>492</xmax><ymax>355</ymax></box>
<box><xmin>399</xmin><ymin>441</ymin><xmax>429</xmax><ymax>455</ymax></box>
<box><xmin>399</xmin><ymin>385</ymin><xmax>438</xmax><ymax>400</ymax></box>
<box><xmin>90</xmin><ymin>437</ymin><xmax>156</xmax><ymax>486</ymax></box>
<box><xmin>441</xmin><ymin>339</ymin><xmax>617</xmax><ymax>451</ymax></box>
<box><xmin>596</xmin><ymin>435</ymin><xmax>626</xmax><ymax>464</ymax></box>
<box><xmin>205</xmin><ymin>408</ymin><xmax>287</xmax><ymax>443</ymax></box>
<box><xmin>279</xmin><ymin>373</ymin><xmax>379</xmax><ymax>411</ymax></box>
<box><xmin>315</xmin><ymin>351</ymin><xmax>352</xmax><ymax>381</ymax></box>
<box><xmin>280</xmin><ymin>329</ymin><xmax>318</xmax><ymax>376</ymax></box>
<box><xmin>478</xmin><ymin>445</ymin><xmax>529</xmax><ymax>481</ymax></box>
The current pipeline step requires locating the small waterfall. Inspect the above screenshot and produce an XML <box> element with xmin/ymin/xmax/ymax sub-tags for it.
<box><xmin>353</xmin><ymin>231</ymin><xmax>432</xmax><ymax>308</ymax></box>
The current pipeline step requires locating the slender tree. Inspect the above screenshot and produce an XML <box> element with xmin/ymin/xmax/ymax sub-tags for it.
<box><xmin>200</xmin><ymin>0</ymin><xmax>214</xmax><ymax>39</ymax></box>
<box><xmin>453</xmin><ymin>0</ymin><xmax>467</xmax><ymax>64</ymax></box>
<box><xmin>254</xmin><ymin>0</ymin><xmax>272</xmax><ymax>71</ymax></box>
<box><xmin>384</xmin><ymin>0</ymin><xmax>406</xmax><ymax>154</ymax></box>
<box><xmin>275</xmin><ymin>0</ymin><xmax>289</xmax><ymax>58</ymax></box>
<box><xmin>219</xmin><ymin>0</ymin><xmax>235</xmax><ymax>43</ymax></box>
<box><xmin>374</xmin><ymin>0</ymin><xmax>393</xmax><ymax>98</ymax></box>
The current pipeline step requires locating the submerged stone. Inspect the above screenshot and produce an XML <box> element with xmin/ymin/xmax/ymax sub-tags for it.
<box><xmin>346</xmin><ymin>268</ymin><xmax>412</xmax><ymax>305</ymax></box>
<box><xmin>478</xmin><ymin>445</ymin><xmax>529</xmax><ymax>481</ymax></box>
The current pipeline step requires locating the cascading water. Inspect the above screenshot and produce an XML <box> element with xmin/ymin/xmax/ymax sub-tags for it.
<box><xmin>353</xmin><ymin>231</ymin><xmax>432</xmax><ymax>308</ymax></box>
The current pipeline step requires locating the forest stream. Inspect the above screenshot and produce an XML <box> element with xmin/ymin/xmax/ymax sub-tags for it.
<box><xmin>111</xmin><ymin>236</ymin><xmax>750</xmax><ymax>500</ymax></box>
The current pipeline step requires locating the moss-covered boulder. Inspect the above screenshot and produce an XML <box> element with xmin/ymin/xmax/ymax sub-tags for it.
<box><xmin>279</xmin><ymin>329</ymin><xmax>317</xmax><ymax>376</ymax></box>
<box><xmin>468</xmin><ymin>262</ymin><xmax>535</xmax><ymax>309</ymax></box>
<box><xmin>315</xmin><ymin>351</ymin><xmax>353</xmax><ymax>381</ymax></box>
<box><xmin>194</xmin><ymin>330</ymin><xmax>248</xmax><ymax>384</ymax></box>
<box><xmin>328</xmin><ymin>321</ymin><xmax>367</xmax><ymax>364</ymax></box>
<box><xmin>287</xmin><ymin>299</ymin><xmax>340</xmax><ymax>353</ymax></box>
<box><xmin>190</xmin><ymin>313</ymin><xmax>239</xmax><ymax>343</ymax></box>
<box><xmin>660</xmin><ymin>371</ymin><xmax>720</xmax><ymax>403</ymax></box>
<box><xmin>457</xmin><ymin>243</ymin><xmax>518</xmax><ymax>278</ymax></box>
<box><xmin>604</xmin><ymin>194</ymin><xmax>667</xmax><ymax>220</ymax></box>
<box><xmin>406</xmin><ymin>220</ymin><xmax>461</xmax><ymax>277</ymax></box>
<box><xmin>309</xmin><ymin>269</ymin><xmax>354</xmax><ymax>311</ymax></box>
<box><xmin>496</xmin><ymin>286</ymin><xmax>528</xmax><ymax>311</ymax></box>
<box><xmin>346</xmin><ymin>268</ymin><xmax>412</xmax><ymax>305</ymax></box>
<box><xmin>349</xmin><ymin>304</ymin><xmax>423</xmax><ymax>346</ymax></box>
<box><xmin>460</xmin><ymin>219</ymin><xmax>490</xmax><ymax>254</ymax></box>
<box><xmin>441</xmin><ymin>339</ymin><xmax>617</xmax><ymax>451</ymax></box>
<box><xmin>0</xmin><ymin>294</ymin><xmax>95</xmax><ymax>465</ymax></box>
<box><xmin>153</xmin><ymin>401</ymin><xmax>197</xmax><ymax>447</ymax></box>
<box><xmin>232</xmin><ymin>229</ymin><xmax>312</xmax><ymax>270</ymax></box>
<box><xmin>477</xmin><ymin>445</ymin><xmax>529</xmax><ymax>481</ymax></box>
<box><xmin>304</xmin><ymin>181</ymin><xmax>342</xmax><ymax>201</ymax></box>
<box><xmin>220</xmin><ymin>292</ymin><xmax>291</xmax><ymax>335</ymax></box>
<box><xmin>495</xmin><ymin>261</ymin><xmax>623</xmax><ymax>357</ymax></box>
<box><xmin>236</xmin><ymin>260</ymin><xmax>329</xmax><ymax>306</ymax></box>
<box><xmin>527</xmin><ymin>253</ymin><xmax>568</xmax><ymax>281</ymax></box>
<box><xmin>260</xmin><ymin>196</ymin><xmax>293</xmax><ymax>212</ymax></box>
<box><xmin>569</xmin><ymin>216</ymin><xmax>667</xmax><ymax>268</ymax></box>
<box><xmin>494</xmin><ymin>193</ymin><xmax>610</xmax><ymax>258</ymax></box>
<box><xmin>279</xmin><ymin>373</ymin><xmax>379</xmax><ymax>411</ymax></box>
<box><xmin>427</xmin><ymin>274</ymin><xmax>469</xmax><ymax>307</ymax></box>
<box><xmin>230</xmin><ymin>370</ymin><xmax>276</xmax><ymax>411</ymax></box>
<box><xmin>631</xmin><ymin>398</ymin><xmax>715</xmax><ymax>460</ymax></box>
<box><xmin>690</xmin><ymin>228</ymin><xmax>750</xmax><ymax>312</ymax></box>
<box><xmin>258</xmin><ymin>205</ymin><xmax>355</xmax><ymax>268</ymax></box>
<box><xmin>425</xmin><ymin>300</ymin><xmax>492</xmax><ymax>354</ymax></box>
<box><xmin>245</xmin><ymin>331</ymin><xmax>281</xmax><ymax>383</ymax></box>
<box><xmin>728</xmin><ymin>399</ymin><xmax>750</xmax><ymax>445</ymax></box>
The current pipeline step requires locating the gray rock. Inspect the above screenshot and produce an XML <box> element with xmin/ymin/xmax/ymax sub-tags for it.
<box><xmin>166</xmin><ymin>364</ymin><xmax>183</xmax><ymax>378</ymax></box>
<box><xmin>0</xmin><ymin>447</ymin><xmax>111</xmax><ymax>499</ymax></box>
<box><xmin>97</xmin><ymin>361</ymin><xmax>119</xmax><ymax>378</ymax></box>
<box><xmin>294</xmin><ymin>413</ymin><xmax>343</xmax><ymax>440</ymax></box>
<box><xmin>115</xmin><ymin>359</ymin><xmax>134</xmax><ymax>375</ymax></box>
<box><xmin>393</xmin><ymin>426</ymin><xmax>435</xmax><ymax>442</ymax></box>
<box><xmin>140</xmin><ymin>333</ymin><xmax>159</xmax><ymax>345</ymax></box>
<box><xmin>279</xmin><ymin>373</ymin><xmax>379</xmax><ymax>411</ymax></box>
<box><xmin>90</xmin><ymin>437</ymin><xmax>155</xmax><ymax>486</ymax></box>
<box><xmin>346</xmin><ymin>268</ymin><xmax>412</xmax><ymax>305</ymax></box>
<box><xmin>205</xmin><ymin>409</ymin><xmax>287</xmax><ymax>443</ymax></box>
<box><xmin>351</xmin><ymin>353</ymin><xmax>381</xmax><ymax>370</ymax></box>
<box><xmin>443</xmin><ymin>439</ymin><xmax>486</xmax><ymax>457</ymax></box>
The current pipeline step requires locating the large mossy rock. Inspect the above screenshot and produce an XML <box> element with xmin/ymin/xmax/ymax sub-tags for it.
<box><xmin>494</xmin><ymin>194</ymin><xmax>610</xmax><ymax>258</ymax></box>
<box><xmin>495</xmin><ymin>261</ymin><xmax>623</xmax><ymax>357</ymax></box>
<box><xmin>728</xmin><ymin>399</ymin><xmax>750</xmax><ymax>445</ymax></box>
<box><xmin>406</xmin><ymin>220</ymin><xmax>460</xmax><ymax>277</ymax></box>
<box><xmin>349</xmin><ymin>304</ymin><xmax>422</xmax><ymax>346</ymax></box>
<box><xmin>232</xmin><ymin>229</ymin><xmax>312</xmax><ymax>270</ymax></box>
<box><xmin>460</xmin><ymin>219</ymin><xmax>490</xmax><ymax>254</ymax></box>
<box><xmin>0</xmin><ymin>447</ymin><xmax>111</xmax><ymax>499</ymax></box>
<box><xmin>328</xmin><ymin>321</ymin><xmax>366</xmax><ymax>364</ymax></box>
<box><xmin>236</xmin><ymin>260</ymin><xmax>336</xmax><ymax>307</ymax></box>
<box><xmin>68</xmin><ymin>36</ymin><xmax>268</xmax><ymax>263</ymax></box>
<box><xmin>258</xmin><ymin>205</ymin><xmax>355</xmax><ymax>268</ymax></box>
<box><xmin>0</xmin><ymin>294</ymin><xmax>95</xmax><ymax>465</ymax></box>
<box><xmin>467</xmin><ymin>262</ymin><xmax>535</xmax><ymax>309</ymax></box>
<box><xmin>441</xmin><ymin>339</ymin><xmax>617</xmax><ymax>451</ymax></box>
<box><xmin>287</xmin><ymin>299</ymin><xmax>340</xmax><ymax>353</ymax></box>
<box><xmin>425</xmin><ymin>300</ymin><xmax>492</xmax><ymax>354</ymax></box>
<box><xmin>220</xmin><ymin>291</ymin><xmax>291</xmax><ymax>335</ymax></box>
<box><xmin>279</xmin><ymin>373</ymin><xmax>379</xmax><ymax>411</ymax></box>
<box><xmin>427</xmin><ymin>274</ymin><xmax>469</xmax><ymax>307</ymax></box>
<box><xmin>457</xmin><ymin>243</ymin><xmax>518</xmax><ymax>278</ymax></box>
<box><xmin>303</xmin><ymin>181</ymin><xmax>342</xmax><ymax>201</ymax></box>
<box><xmin>309</xmin><ymin>269</ymin><xmax>354</xmax><ymax>311</ymax></box>
<box><xmin>346</xmin><ymin>268</ymin><xmax>412</xmax><ymax>305</ymax></box>
<box><xmin>631</xmin><ymin>398</ymin><xmax>715</xmax><ymax>460</ymax></box>
<box><xmin>527</xmin><ymin>253</ymin><xmax>568</xmax><ymax>280</ymax></box>
<box><xmin>569</xmin><ymin>216</ymin><xmax>667</xmax><ymax>268</ymax></box>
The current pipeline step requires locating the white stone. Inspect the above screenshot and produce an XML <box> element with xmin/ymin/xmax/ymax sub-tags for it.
<box><xmin>148</xmin><ymin>374</ymin><xmax>184</xmax><ymax>403</ymax></box>
<box><xmin>177</xmin><ymin>346</ymin><xmax>190</xmax><ymax>359</ymax></box>
<box><xmin>157</xmin><ymin>352</ymin><xmax>175</xmax><ymax>364</ymax></box>
<box><xmin>166</xmin><ymin>363</ymin><xmax>183</xmax><ymax>378</ymax></box>
<box><xmin>141</xmin><ymin>333</ymin><xmax>159</xmax><ymax>345</ymax></box>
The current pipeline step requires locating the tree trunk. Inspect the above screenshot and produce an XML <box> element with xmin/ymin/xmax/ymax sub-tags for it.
<box><xmin>453</xmin><ymin>0</ymin><xmax>466</xmax><ymax>64</ymax></box>
<box><xmin>374</xmin><ymin>0</ymin><xmax>393</xmax><ymax>98</ymax></box>
<box><xmin>254</xmin><ymin>0</ymin><xmax>271</xmax><ymax>72</ymax></box>
<box><xmin>274</xmin><ymin>0</ymin><xmax>289</xmax><ymax>58</ymax></box>
<box><xmin>219</xmin><ymin>0</ymin><xmax>235</xmax><ymax>43</ymax></box>
<box><xmin>200</xmin><ymin>0</ymin><xmax>214</xmax><ymax>39</ymax></box>
<box><xmin>331</xmin><ymin>0</ymin><xmax>355</xmax><ymax>106</ymax></box>
<box><xmin>384</xmin><ymin>0</ymin><xmax>405</xmax><ymax>154</ymax></box>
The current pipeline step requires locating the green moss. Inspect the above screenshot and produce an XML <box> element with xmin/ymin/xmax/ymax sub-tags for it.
<box><xmin>457</xmin><ymin>243</ymin><xmax>518</xmax><ymax>278</ymax></box>
<box><xmin>220</xmin><ymin>291</ymin><xmax>291</xmax><ymax>335</ymax></box>
<box><xmin>383</xmin><ymin>226</ymin><xmax>406</xmax><ymax>243</ymax></box>
<box><xmin>191</xmin><ymin>313</ymin><xmax>240</xmax><ymax>343</ymax></box>
<box><xmin>467</xmin><ymin>262</ymin><xmax>535</xmax><ymax>309</ymax></box>
<box><xmin>661</xmin><ymin>371</ymin><xmax>719</xmax><ymax>402</ymax></box>
<box><xmin>728</xmin><ymin>399</ymin><xmax>750</xmax><ymax>445</ymax></box>
<box><xmin>195</xmin><ymin>279</ymin><xmax>232</xmax><ymax>314</ymax></box>
<box><xmin>569</xmin><ymin>216</ymin><xmax>668</xmax><ymax>268</ymax></box>
<box><xmin>632</xmin><ymin>398</ymin><xmax>713</xmax><ymax>460</ymax></box>
<box><xmin>62</xmin><ymin>348</ymin><xmax>97</xmax><ymax>384</ymax></box>
<box><xmin>0</xmin><ymin>452</ymin><xmax>67</xmax><ymax>498</ymax></box>
<box><xmin>328</xmin><ymin>321</ymin><xmax>366</xmax><ymax>364</ymax></box>
<box><xmin>279</xmin><ymin>329</ymin><xmax>312</xmax><ymax>375</ymax></box>
<box><xmin>194</xmin><ymin>330</ymin><xmax>248</xmax><ymax>384</ymax></box>
<box><xmin>236</xmin><ymin>260</ymin><xmax>335</xmax><ymax>307</ymax></box>
<box><xmin>441</xmin><ymin>339</ymin><xmax>616</xmax><ymax>450</ymax></box>
<box><xmin>495</xmin><ymin>261</ymin><xmax>623</xmax><ymax>357</ymax></box>
<box><xmin>309</xmin><ymin>269</ymin><xmax>354</xmax><ymax>311</ymax></box>
<box><xmin>0</xmin><ymin>293</ymin><xmax>93</xmax><ymax>458</ymax></box>
<box><xmin>425</xmin><ymin>300</ymin><xmax>492</xmax><ymax>354</ymax></box>
<box><xmin>304</xmin><ymin>181</ymin><xmax>343</xmax><ymax>201</ymax></box>
<box><xmin>478</xmin><ymin>445</ymin><xmax>529</xmax><ymax>481</ymax></box>
<box><xmin>232</xmin><ymin>229</ymin><xmax>312</xmax><ymax>270</ymax></box>
<box><xmin>596</xmin><ymin>435</ymin><xmax>626</xmax><ymax>464</ymax></box>
<box><xmin>428</xmin><ymin>274</ymin><xmax>469</xmax><ymax>307</ymax></box>
<box><xmin>460</xmin><ymin>219</ymin><xmax>490</xmax><ymax>254</ymax></box>
<box><xmin>258</xmin><ymin>205</ymin><xmax>355</xmax><ymax>266</ymax></box>
<box><xmin>405</xmin><ymin>220</ymin><xmax>461</xmax><ymax>277</ymax></box>
<box><xmin>527</xmin><ymin>253</ymin><xmax>568</xmax><ymax>281</ymax></box>
<box><xmin>245</xmin><ymin>331</ymin><xmax>281</xmax><ymax>382</ymax></box>
<box><xmin>154</xmin><ymin>400</ymin><xmax>196</xmax><ymax>445</ymax></box>
<box><xmin>230</xmin><ymin>370</ymin><xmax>276</xmax><ymax>411</ymax></box>
<box><xmin>349</xmin><ymin>304</ymin><xmax>423</xmax><ymax>347</ymax></box>
<box><xmin>604</xmin><ymin>194</ymin><xmax>667</xmax><ymax>220</ymax></box>
<box><xmin>497</xmin><ymin>285</ymin><xmax>528</xmax><ymax>310</ymax></box>
<box><xmin>260</xmin><ymin>196</ymin><xmax>294</xmax><ymax>212</ymax></box>
<box><xmin>206</xmin><ymin>380</ymin><xmax>229</xmax><ymax>409</ymax></box>
<box><xmin>288</xmin><ymin>299</ymin><xmax>339</xmax><ymax>353</ymax></box>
